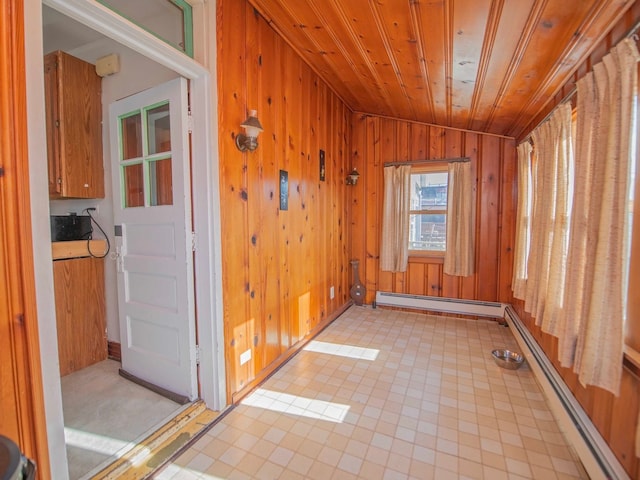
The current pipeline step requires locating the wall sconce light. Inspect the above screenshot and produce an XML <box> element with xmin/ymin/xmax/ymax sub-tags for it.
<box><xmin>345</xmin><ymin>168</ymin><xmax>360</xmax><ymax>185</ymax></box>
<box><xmin>235</xmin><ymin>109</ymin><xmax>263</xmax><ymax>152</ymax></box>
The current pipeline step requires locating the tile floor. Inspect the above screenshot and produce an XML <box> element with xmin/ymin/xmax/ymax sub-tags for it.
<box><xmin>156</xmin><ymin>306</ymin><xmax>587</xmax><ymax>479</ymax></box>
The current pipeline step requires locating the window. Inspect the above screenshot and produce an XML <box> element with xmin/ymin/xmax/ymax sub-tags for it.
<box><xmin>408</xmin><ymin>167</ymin><xmax>448</xmax><ymax>253</ymax></box>
<box><xmin>98</xmin><ymin>0</ymin><xmax>194</xmax><ymax>57</ymax></box>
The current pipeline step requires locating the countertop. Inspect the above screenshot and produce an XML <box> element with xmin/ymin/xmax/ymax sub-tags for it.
<box><xmin>52</xmin><ymin>240</ymin><xmax>108</xmax><ymax>260</ymax></box>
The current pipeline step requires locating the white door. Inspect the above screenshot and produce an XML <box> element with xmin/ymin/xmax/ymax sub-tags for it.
<box><xmin>109</xmin><ymin>77</ymin><xmax>197</xmax><ymax>401</ymax></box>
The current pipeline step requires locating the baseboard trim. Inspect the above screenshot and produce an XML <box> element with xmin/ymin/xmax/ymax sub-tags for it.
<box><xmin>107</xmin><ymin>341</ymin><xmax>121</xmax><ymax>362</ymax></box>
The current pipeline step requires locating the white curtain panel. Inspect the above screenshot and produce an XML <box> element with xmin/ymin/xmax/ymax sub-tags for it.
<box><xmin>380</xmin><ymin>165</ymin><xmax>411</xmax><ymax>272</ymax></box>
<box><xmin>555</xmin><ymin>68</ymin><xmax>602</xmax><ymax>369</ymax></box>
<box><xmin>524</xmin><ymin>103</ymin><xmax>573</xmax><ymax>333</ymax></box>
<box><xmin>443</xmin><ymin>161</ymin><xmax>475</xmax><ymax>276</ymax></box>
<box><xmin>569</xmin><ymin>38</ymin><xmax>639</xmax><ymax>395</ymax></box>
<box><xmin>512</xmin><ymin>142</ymin><xmax>533</xmax><ymax>299</ymax></box>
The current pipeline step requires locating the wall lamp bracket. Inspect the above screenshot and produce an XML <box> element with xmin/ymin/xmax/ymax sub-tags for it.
<box><xmin>235</xmin><ymin>109</ymin><xmax>263</xmax><ymax>152</ymax></box>
<box><xmin>345</xmin><ymin>168</ymin><xmax>360</xmax><ymax>185</ymax></box>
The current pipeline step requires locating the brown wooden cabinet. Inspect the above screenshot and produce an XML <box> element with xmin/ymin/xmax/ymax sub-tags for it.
<box><xmin>53</xmin><ymin>256</ymin><xmax>107</xmax><ymax>376</ymax></box>
<box><xmin>44</xmin><ymin>50</ymin><xmax>104</xmax><ymax>199</ymax></box>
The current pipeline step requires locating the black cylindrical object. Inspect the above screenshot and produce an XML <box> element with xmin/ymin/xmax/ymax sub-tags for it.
<box><xmin>0</xmin><ymin>436</ymin><xmax>36</xmax><ymax>480</ymax></box>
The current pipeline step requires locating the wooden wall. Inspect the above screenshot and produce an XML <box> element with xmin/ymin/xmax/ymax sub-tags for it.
<box><xmin>218</xmin><ymin>1</ymin><xmax>639</xmax><ymax>476</ymax></box>
<box><xmin>217</xmin><ymin>1</ymin><xmax>352</xmax><ymax>401</ymax></box>
<box><xmin>512</xmin><ymin>3</ymin><xmax>640</xmax><ymax>477</ymax></box>
<box><xmin>350</xmin><ymin>114</ymin><xmax>516</xmax><ymax>305</ymax></box>
<box><xmin>0</xmin><ymin>0</ymin><xmax>51</xmax><ymax>476</ymax></box>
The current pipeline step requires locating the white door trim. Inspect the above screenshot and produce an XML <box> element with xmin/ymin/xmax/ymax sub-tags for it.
<box><xmin>25</xmin><ymin>2</ymin><xmax>225</xmax><ymax>475</ymax></box>
<box><xmin>41</xmin><ymin>0</ymin><xmax>225</xmax><ymax>411</ymax></box>
<box><xmin>24</xmin><ymin>0</ymin><xmax>226</xmax><ymax>472</ymax></box>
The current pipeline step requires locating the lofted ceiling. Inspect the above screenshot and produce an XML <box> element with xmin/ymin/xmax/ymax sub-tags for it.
<box><xmin>248</xmin><ymin>0</ymin><xmax>634</xmax><ymax>139</ymax></box>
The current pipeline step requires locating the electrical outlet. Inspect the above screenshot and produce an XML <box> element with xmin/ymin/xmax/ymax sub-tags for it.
<box><xmin>240</xmin><ymin>349</ymin><xmax>252</xmax><ymax>365</ymax></box>
<box><xmin>330</xmin><ymin>286</ymin><xmax>335</xmax><ymax>299</ymax></box>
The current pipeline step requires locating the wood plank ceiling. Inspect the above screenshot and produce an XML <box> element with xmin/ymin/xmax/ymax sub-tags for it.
<box><xmin>248</xmin><ymin>0</ymin><xmax>634</xmax><ymax>139</ymax></box>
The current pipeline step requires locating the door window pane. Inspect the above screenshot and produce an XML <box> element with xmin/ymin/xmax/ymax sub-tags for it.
<box><xmin>124</xmin><ymin>163</ymin><xmax>144</xmax><ymax>207</ymax></box>
<box><xmin>150</xmin><ymin>158</ymin><xmax>173</xmax><ymax>206</ymax></box>
<box><xmin>147</xmin><ymin>103</ymin><xmax>171</xmax><ymax>155</ymax></box>
<box><xmin>121</xmin><ymin>113</ymin><xmax>142</xmax><ymax>160</ymax></box>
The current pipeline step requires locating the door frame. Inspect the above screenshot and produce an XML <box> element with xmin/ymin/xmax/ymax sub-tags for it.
<box><xmin>24</xmin><ymin>0</ymin><xmax>224</xmax><ymax>477</ymax></box>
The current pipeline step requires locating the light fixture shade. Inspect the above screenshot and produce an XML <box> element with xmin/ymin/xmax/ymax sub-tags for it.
<box><xmin>240</xmin><ymin>109</ymin><xmax>263</xmax><ymax>138</ymax></box>
<box><xmin>236</xmin><ymin>109</ymin><xmax>263</xmax><ymax>152</ymax></box>
<box><xmin>346</xmin><ymin>167</ymin><xmax>360</xmax><ymax>185</ymax></box>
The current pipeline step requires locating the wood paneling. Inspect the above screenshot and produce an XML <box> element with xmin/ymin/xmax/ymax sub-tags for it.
<box><xmin>248</xmin><ymin>0</ymin><xmax>634</xmax><ymax>139</ymax></box>
<box><xmin>217</xmin><ymin>1</ymin><xmax>352</xmax><ymax>401</ymax></box>
<box><xmin>220</xmin><ymin>1</ymin><xmax>639</xmax><ymax>476</ymax></box>
<box><xmin>0</xmin><ymin>0</ymin><xmax>51</xmax><ymax>476</ymax></box>
<box><xmin>350</xmin><ymin>115</ymin><xmax>516</xmax><ymax>305</ymax></box>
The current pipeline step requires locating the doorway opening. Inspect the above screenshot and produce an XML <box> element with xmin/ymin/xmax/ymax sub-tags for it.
<box><xmin>36</xmin><ymin>1</ymin><xmax>225</xmax><ymax>477</ymax></box>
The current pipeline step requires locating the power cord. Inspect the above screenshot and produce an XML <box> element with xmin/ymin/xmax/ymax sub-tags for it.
<box><xmin>83</xmin><ymin>207</ymin><xmax>111</xmax><ymax>258</ymax></box>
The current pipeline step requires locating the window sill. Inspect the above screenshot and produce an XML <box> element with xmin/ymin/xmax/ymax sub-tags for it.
<box><xmin>408</xmin><ymin>254</ymin><xmax>445</xmax><ymax>264</ymax></box>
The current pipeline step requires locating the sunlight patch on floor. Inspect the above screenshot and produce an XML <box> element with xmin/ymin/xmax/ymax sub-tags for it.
<box><xmin>156</xmin><ymin>463</ymin><xmax>225</xmax><ymax>479</ymax></box>
<box><xmin>303</xmin><ymin>340</ymin><xmax>379</xmax><ymax>360</ymax></box>
<box><xmin>64</xmin><ymin>428</ymin><xmax>141</xmax><ymax>458</ymax></box>
<box><xmin>241</xmin><ymin>388</ymin><xmax>350</xmax><ymax>423</ymax></box>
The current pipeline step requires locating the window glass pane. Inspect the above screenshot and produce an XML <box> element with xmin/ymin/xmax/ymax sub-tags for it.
<box><xmin>123</xmin><ymin>163</ymin><xmax>144</xmax><ymax>208</ymax></box>
<box><xmin>150</xmin><ymin>158</ymin><xmax>173</xmax><ymax>206</ymax></box>
<box><xmin>410</xmin><ymin>214</ymin><xmax>446</xmax><ymax>251</ymax></box>
<box><xmin>410</xmin><ymin>172</ymin><xmax>448</xmax><ymax>211</ymax></box>
<box><xmin>409</xmin><ymin>170</ymin><xmax>448</xmax><ymax>252</ymax></box>
<box><xmin>121</xmin><ymin>113</ymin><xmax>142</xmax><ymax>160</ymax></box>
<box><xmin>146</xmin><ymin>103</ymin><xmax>171</xmax><ymax>155</ymax></box>
<box><xmin>99</xmin><ymin>0</ymin><xmax>191</xmax><ymax>56</ymax></box>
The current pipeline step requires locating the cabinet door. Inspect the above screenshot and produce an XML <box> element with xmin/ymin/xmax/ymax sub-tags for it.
<box><xmin>44</xmin><ymin>52</ymin><xmax>62</xmax><ymax>196</ymax></box>
<box><xmin>45</xmin><ymin>50</ymin><xmax>105</xmax><ymax>199</ymax></box>
<box><xmin>53</xmin><ymin>257</ymin><xmax>107</xmax><ymax>376</ymax></box>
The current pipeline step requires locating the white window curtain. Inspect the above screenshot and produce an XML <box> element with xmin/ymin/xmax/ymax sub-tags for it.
<box><xmin>524</xmin><ymin>103</ymin><xmax>573</xmax><ymax>335</ymax></box>
<box><xmin>443</xmin><ymin>161</ymin><xmax>475</xmax><ymax>276</ymax></box>
<box><xmin>512</xmin><ymin>142</ymin><xmax>533</xmax><ymax>299</ymax></box>
<box><xmin>380</xmin><ymin>165</ymin><xmax>411</xmax><ymax>272</ymax></box>
<box><xmin>559</xmin><ymin>38</ymin><xmax>640</xmax><ymax>395</ymax></box>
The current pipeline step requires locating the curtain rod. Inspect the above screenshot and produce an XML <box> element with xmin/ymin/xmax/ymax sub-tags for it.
<box><xmin>520</xmin><ymin>18</ymin><xmax>640</xmax><ymax>145</ymax></box>
<box><xmin>384</xmin><ymin>157</ymin><xmax>470</xmax><ymax>167</ymax></box>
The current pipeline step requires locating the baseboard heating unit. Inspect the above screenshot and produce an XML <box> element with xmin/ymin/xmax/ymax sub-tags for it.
<box><xmin>374</xmin><ymin>291</ymin><xmax>506</xmax><ymax>318</ymax></box>
<box><xmin>374</xmin><ymin>291</ymin><xmax>629</xmax><ymax>480</ymax></box>
<box><xmin>504</xmin><ymin>305</ymin><xmax>629</xmax><ymax>480</ymax></box>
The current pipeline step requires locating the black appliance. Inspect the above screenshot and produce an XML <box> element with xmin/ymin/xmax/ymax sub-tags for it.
<box><xmin>50</xmin><ymin>214</ymin><xmax>92</xmax><ymax>242</ymax></box>
<box><xmin>0</xmin><ymin>435</ymin><xmax>36</xmax><ymax>480</ymax></box>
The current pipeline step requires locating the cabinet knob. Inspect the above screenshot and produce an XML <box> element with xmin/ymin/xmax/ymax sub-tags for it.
<box><xmin>84</xmin><ymin>184</ymin><xmax>89</xmax><ymax>188</ymax></box>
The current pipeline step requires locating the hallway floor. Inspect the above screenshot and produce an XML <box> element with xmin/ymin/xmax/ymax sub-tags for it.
<box><xmin>61</xmin><ymin>359</ymin><xmax>183</xmax><ymax>479</ymax></box>
<box><xmin>157</xmin><ymin>306</ymin><xmax>587</xmax><ymax>479</ymax></box>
